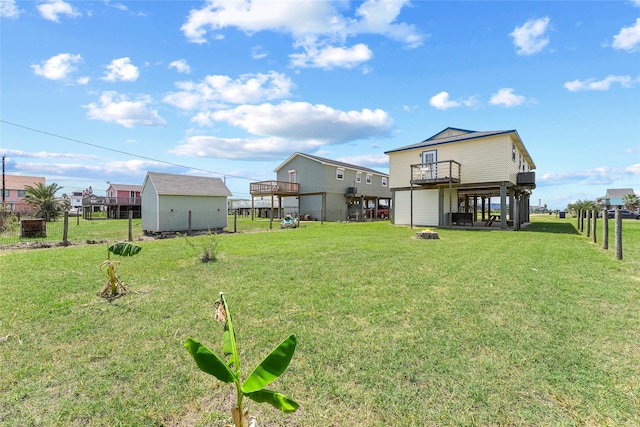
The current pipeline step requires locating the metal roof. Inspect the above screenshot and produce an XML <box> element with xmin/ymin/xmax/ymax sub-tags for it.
<box><xmin>144</xmin><ymin>172</ymin><xmax>232</xmax><ymax>197</ymax></box>
<box><xmin>605</xmin><ymin>188</ymin><xmax>635</xmax><ymax>198</ymax></box>
<box><xmin>275</xmin><ymin>152</ymin><xmax>388</xmax><ymax>176</ymax></box>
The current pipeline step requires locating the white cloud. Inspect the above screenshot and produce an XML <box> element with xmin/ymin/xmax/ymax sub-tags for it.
<box><xmin>510</xmin><ymin>17</ymin><xmax>550</xmax><ymax>55</ymax></box>
<box><xmin>564</xmin><ymin>75</ymin><xmax>635</xmax><ymax>91</ymax></box>
<box><xmin>171</xmin><ymin>101</ymin><xmax>393</xmax><ymax>160</ymax></box>
<box><xmin>37</xmin><ymin>0</ymin><xmax>81</xmax><ymax>22</ymax></box>
<box><xmin>489</xmin><ymin>88</ymin><xmax>527</xmax><ymax>107</ymax></box>
<box><xmin>180</xmin><ymin>0</ymin><xmax>422</xmax><ymax>68</ymax></box>
<box><xmin>540</xmin><ymin>164</ymin><xmax>640</xmax><ymax>186</ymax></box>
<box><xmin>164</xmin><ymin>71</ymin><xmax>294</xmax><ymax>110</ymax></box>
<box><xmin>612</xmin><ymin>18</ymin><xmax>640</xmax><ymax>51</ymax></box>
<box><xmin>290</xmin><ymin>43</ymin><xmax>373</xmax><ymax>69</ymax></box>
<box><xmin>429</xmin><ymin>91</ymin><xmax>479</xmax><ymax>110</ymax></box>
<box><xmin>31</xmin><ymin>53</ymin><xmax>82</xmax><ymax>80</ymax></box>
<box><xmin>84</xmin><ymin>91</ymin><xmax>167</xmax><ymax>128</ymax></box>
<box><xmin>102</xmin><ymin>57</ymin><xmax>139</xmax><ymax>82</ymax></box>
<box><xmin>77</xmin><ymin>76</ymin><xmax>90</xmax><ymax>85</ymax></box>
<box><xmin>0</xmin><ymin>149</ymin><xmax>98</xmax><ymax>160</ymax></box>
<box><xmin>251</xmin><ymin>46</ymin><xmax>268</xmax><ymax>60</ymax></box>
<box><xmin>1</xmin><ymin>0</ymin><xmax>21</xmax><ymax>18</ymax></box>
<box><xmin>337</xmin><ymin>153</ymin><xmax>389</xmax><ymax>169</ymax></box>
<box><xmin>429</xmin><ymin>91</ymin><xmax>460</xmax><ymax>110</ymax></box>
<box><xmin>169</xmin><ymin>59</ymin><xmax>191</xmax><ymax>74</ymax></box>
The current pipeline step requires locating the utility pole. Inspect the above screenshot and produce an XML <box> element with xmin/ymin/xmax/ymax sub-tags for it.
<box><xmin>2</xmin><ymin>154</ymin><xmax>5</xmax><ymax>208</ymax></box>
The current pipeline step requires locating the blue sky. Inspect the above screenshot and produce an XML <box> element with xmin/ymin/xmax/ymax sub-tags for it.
<box><xmin>1</xmin><ymin>0</ymin><xmax>639</xmax><ymax>209</ymax></box>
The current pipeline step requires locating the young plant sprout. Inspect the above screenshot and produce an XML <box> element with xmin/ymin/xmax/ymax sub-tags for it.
<box><xmin>99</xmin><ymin>242</ymin><xmax>142</xmax><ymax>300</ymax></box>
<box><xmin>185</xmin><ymin>292</ymin><xmax>298</xmax><ymax>427</ymax></box>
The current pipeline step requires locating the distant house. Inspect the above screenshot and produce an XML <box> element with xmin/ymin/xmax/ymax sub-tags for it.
<box><xmin>385</xmin><ymin>127</ymin><xmax>536</xmax><ymax>229</ymax></box>
<box><xmin>250</xmin><ymin>152</ymin><xmax>391</xmax><ymax>222</ymax></box>
<box><xmin>105</xmin><ymin>183</ymin><xmax>142</xmax><ymax>219</ymax></box>
<box><xmin>597</xmin><ymin>188</ymin><xmax>636</xmax><ymax>209</ymax></box>
<box><xmin>1</xmin><ymin>175</ymin><xmax>46</xmax><ymax>215</ymax></box>
<box><xmin>141</xmin><ymin>172</ymin><xmax>232</xmax><ymax>233</ymax></box>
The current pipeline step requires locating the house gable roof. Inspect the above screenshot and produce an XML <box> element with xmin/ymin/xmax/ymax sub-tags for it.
<box><xmin>384</xmin><ymin>127</ymin><xmax>536</xmax><ymax>169</ymax></box>
<box><xmin>605</xmin><ymin>188</ymin><xmax>635</xmax><ymax>198</ymax></box>
<box><xmin>144</xmin><ymin>172</ymin><xmax>232</xmax><ymax>197</ymax></box>
<box><xmin>108</xmin><ymin>183</ymin><xmax>142</xmax><ymax>192</ymax></box>
<box><xmin>274</xmin><ymin>152</ymin><xmax>388</xmax><ymax>176</ymax></box>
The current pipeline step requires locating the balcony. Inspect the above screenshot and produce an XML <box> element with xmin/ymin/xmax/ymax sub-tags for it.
<box><xmin>411</xmin><ymin>160</ymin><xmax>461</xmax><ymax>186</ymax></box>
<box><xmin>250</xmin><ymin>180</ymin><xmax>299</xmax><ymax>196</ymax></box>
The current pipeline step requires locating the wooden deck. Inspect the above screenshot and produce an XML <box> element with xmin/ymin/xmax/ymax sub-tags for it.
<box><xmin>410</xmin><ymin>160</ymin><xmax>461</xmax><ymax>186</ymax></box>
<box><xmin>250</xmin><ymin>180</ymin><xmax>299</xmax><ymax>196</ymax></box>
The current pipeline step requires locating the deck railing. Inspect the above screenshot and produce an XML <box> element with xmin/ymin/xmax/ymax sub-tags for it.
<box><xmin>410</xmin><ymin>160</ymin><xmax>461</xmax><ymax>184</ymax></box>
<box><xmin>82</xmin><ymin>196</ymin><xmax>141</xmax><ymax>206</ymax></box>
<box><xmin>250</xmin><ymin>180</ymin><xmax>299</xmax><ymax>195</ymax></box>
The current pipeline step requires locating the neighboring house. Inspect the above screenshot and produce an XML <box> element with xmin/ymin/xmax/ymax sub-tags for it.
<box><xmin>384</xmin><ymin>127</ymin><xmax>536</xmax><ymax>229</ymax></box>
<box><xmin>68</xmin><ymin>191</ymin><xmax>84</xmax><ymax>212</ymax></box>
<box><xmin>105</xmin><ymin>183</ymin><xmax>142</xmax><ymax>219</ymax></box>
<box><xmin>1</xmin><ymin>175</ymin><xmax>46</xmax><ymax>215</ymax></box>
<box><xmin>141</xmin><ymin>172</ymin><xmax>232</xmax><ymax>233</ymax></box>
<box><xmin>250</xmin><ymin>152</ymin><xmax>391</xmax><ymax>222</ymax></box>
<box><xmin>597</xmin><ymin>188</ymin><xmax>636</xmax><ymax>210</ymax></box>
<box><xmin>230</xmin><ymin>198</ymin><xmax>279</xmax><ymax>218</ymax></box>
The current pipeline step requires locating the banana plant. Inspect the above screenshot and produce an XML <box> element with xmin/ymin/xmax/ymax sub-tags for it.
<box><xmin>99</xmin><ymin>242</ymin><xmax>142</xmax><ymax>299</ymax></box>
<box><xmin>185</xmin><ymin>292</ymin><xmax>298</xmax><ymax>427</ymax></box>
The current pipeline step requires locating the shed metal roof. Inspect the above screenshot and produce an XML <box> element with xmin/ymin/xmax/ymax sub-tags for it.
<box><xmin>145</xmin><ymin>172</ymin><xmax>232</xmax><ymax>197</ymax></box>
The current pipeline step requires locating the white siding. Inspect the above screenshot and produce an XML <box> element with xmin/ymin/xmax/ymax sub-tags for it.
<box><xmin>388</xmin><ymin>134</ymin><xmax>518</xmax><ymax>188</ymax></box>
<box><xmin>394</xmin><ymin>189</ymin><xmax>440</xmax><ymax>226</ymax></box>
<box><xmin>141</xmin><ymin>179</ymin><xmax>159</xmax><ymax>232</ymax></box>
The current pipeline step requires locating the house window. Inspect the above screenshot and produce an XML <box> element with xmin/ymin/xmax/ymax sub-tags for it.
<box><xmin>512</xmin><ymin>143</ymin><xmax>516</xmax><ymax>162</ymax></box>
<box><xmin>518</xmin><ymin>153</ymin><xmax>522</xmax><ymax>170</ymax></box>
<box><xmin>366</xmin><ymin>174</ymin><xmax>372</xmax><ymax>184</ymax></box>
<box><xmin>18</xmin><ymin>190</ymin><xmax>25</xmax><ymax>197</ymax></box>
<box><xmin>3</xmin><ymin>189</ymin><xmax>10</xmax><ymax>198</ymax></box>
<box><xmin>382</xmin><ymin>177</ymin><xmax>388</xmax><ymax>187</ymax></box>
<box><xmin>336</xmin><ymin>168</ymin><xmax>344</xmax><ymax>180</ymax></box>
<box><xmin>356</xmin><ymin>172</ymin><xmax>362</xmax><ymax>183</ymax></box>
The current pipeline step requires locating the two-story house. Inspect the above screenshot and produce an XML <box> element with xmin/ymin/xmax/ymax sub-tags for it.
<box><xmin>384</xmin><ymin>127</ymin><xmax>536</xmax><ymax>229</ymax></box>
<box><xmin>1</xmin><ymin>175</ymin><xmax>46</xmax><ymax>215</ymax></box>
<box><xmin>250</xmin><ymin>152</ymin><xmax>391</xmax><ymax>222</ymax></box>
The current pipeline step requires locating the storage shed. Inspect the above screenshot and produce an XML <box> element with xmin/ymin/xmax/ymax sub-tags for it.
<box><xmin>141</xmin><ymin>172</ymin><xmax>232</xmax><ymax>233</ymax></box>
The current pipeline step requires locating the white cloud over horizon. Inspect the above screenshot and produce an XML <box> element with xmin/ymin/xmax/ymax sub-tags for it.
<box><xmin>172</xmin><ymin>101</ymin><xmax>393</xmax><ymax>160</ymax></box>
<box><xmin>510</xmin><ymin>17</ymin><xmax>550</xmax><ymax>55</ymax></box>
<box><xmin>84</xmin><ymin>91</ymin><xmax>167</xmax><ymax>128</ymax></box>
<box><xmin>539</xmin><ymin>163</ymin><xmax>640</xmax><ymax>186</ymax></box>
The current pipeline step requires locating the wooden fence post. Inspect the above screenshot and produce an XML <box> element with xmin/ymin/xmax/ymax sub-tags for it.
<box><xmin>615</xmin><ymin>210</ymin><xmax>623</xmax><ymax>260</ymax></box>
<box><xmin>577</xmin><ymin>209</ymin><xmax>581</xmax><ymax>231</ymax></box>
<box><xmin>602</xmin><ymin>209</ymin><xmax>608</xmax><ymax>250</ymax></box>
<box><xmin>591</xmin><ymin>209</ymin><xmax>597</xmax><ymax>243</ymax></box>
<box><xmin>128</xmin><ymin>210</ymin><xmax>133</xmax><ymax>242</ymax></box>
<box><xmin>188</xmin><ymin>211</ymin><xmax>192</xmax><ymax>235</ymax></box>
<box><xmin>586</xmin><ymin>210</ymin><xmax>591</xmax><ymax>238</ymax></box>
<box><xmin>63</xmin><ymin>211</ymin><xmax>69</xmax><ymax>244</ymax></box>
<box><xmin>234</xmin><ymin>210</ymin><xmax>237</xmax><ymax>233</ymax></box>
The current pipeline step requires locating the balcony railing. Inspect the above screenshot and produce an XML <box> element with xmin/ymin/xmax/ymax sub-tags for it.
<box><xmin>411</xmin><ymin>160</ymin><xmax>461</xmax><ymax>185</ymax></box>
<box><xmin>250</xmin><ymin>180</ymin><xmax>299</xmax><ymax>195</ymax></box>
<box><xmin>82</xmin><ymin>196</ymin><xmax>141</xmax><ymax>206</ymax></box>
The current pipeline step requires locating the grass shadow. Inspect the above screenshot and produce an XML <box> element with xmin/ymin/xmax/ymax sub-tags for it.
<box><xmin>523</xmin><ymin>221</ymin><xmax>580</xmax><ymax>235</ymax></box>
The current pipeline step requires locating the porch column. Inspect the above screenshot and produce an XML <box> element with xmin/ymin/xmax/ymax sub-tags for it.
<box><xmin>500</xmin><ymin>183</ymin><xmax>507</xmax><ymax>229</ymax></box>
<box><xmin>481</xmin><ymin>197</ymin><xmax>486</xmax><ymax>221</ymax></box>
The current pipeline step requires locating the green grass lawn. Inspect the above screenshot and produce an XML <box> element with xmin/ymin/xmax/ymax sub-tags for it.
<box><xmin>1</xmin><ymin>217</ymin><xmax>639</xmax><ymax>426</ymax></box>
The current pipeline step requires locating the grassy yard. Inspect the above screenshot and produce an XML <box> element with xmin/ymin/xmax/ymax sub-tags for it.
<box><xmin>1</xmin><ymin>216</ymin><xmax>638</xmax><ymax>426</ymax></box>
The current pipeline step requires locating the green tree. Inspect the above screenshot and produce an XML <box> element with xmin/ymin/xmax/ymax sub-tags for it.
<box><xmin>23</xmin><ymin>182</ymin><xmax>65</xmax><ymax>221</ymax></box>
<box><xmin>622</xmin><ymin>193</ymin><xmax>639</xmax><ymax>212</ymax></box>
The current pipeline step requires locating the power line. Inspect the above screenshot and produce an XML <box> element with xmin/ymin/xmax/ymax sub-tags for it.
<box><xmin>0</xmin><ymin>119</ymin><xmax>256</xmax><ymax>182</ymax></box>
